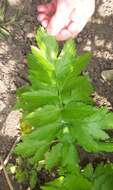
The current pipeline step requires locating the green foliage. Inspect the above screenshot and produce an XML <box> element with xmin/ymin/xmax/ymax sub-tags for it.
<box><xmin>42</xmin><ymin>174</ymin><xmax>92</xmax><ymax>190</ymax></box>
<box><xmin>43</xmin><ymin>163</ymin><xmax>113</xmax><ymax>190</ymax></box>
<box><xmin>14</xmin><ymin>27</ymin><xmax>113</xmax><ymax>189</ymax></box>
<box><xmin>82</xmin><ymin>163</ymin><xmax>113</xmax><ymax>190</ymax></box>
<box><xmin>15</xmin><ymin>168</ymin><xmax>28</xmax><ymax>183</ymax></box>
<box><xmin>93</xmin><ymin>164</ymin><xmax>113</xmax><ymax>190</ymax></box>
<box><xmin>29</xmin><ymin>170</ymin><xmax>38</xmax><ymax>189</ymax></box>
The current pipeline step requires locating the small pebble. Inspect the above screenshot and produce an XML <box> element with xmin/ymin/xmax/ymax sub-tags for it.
<box><xmin>101</xmin><ymin>69</ymin><xmax>113</xmax><ymax>81</ymax></box>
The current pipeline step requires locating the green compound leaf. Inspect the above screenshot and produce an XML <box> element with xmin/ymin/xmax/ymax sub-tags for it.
<box><xmin>36</xmin><ymin>27</ymin><xmax>58</xmax><ymax>61</ymax></box>
<box><xmin>61</xmin><ymin>143</ymin><xmax>79</xmax><ymax>174</ymax></box>
<box><xmin>30</xmin><ymin>170</ymin><xmax>37</xmax><ymax>189</ymax></box>
<box><xmin>74</xmin><ymin>52</ymin><xmax>92</xmax><ymax>76</ymax></box>
<box><xmin>92</xmin><ymin>164</ymin><xmax>113</xmax><ymax>190</ymax></box>
<box><xmin>19</xmin><ymin>89</ymin><xmax>58</xmax><ymax>111</ymax></box>
<box><xmin>42</xmin><ymin>174</ymin><xmax>92</xmax><ymax>190</ymax></box>
<box><xmin>25</xmin><ymin>105</ymin><xmax>60</xmax><ymax>128</ymax></box>
<box><xmin>41</xmin><ymin>177</ymin><xmax>64</xmax><ymax>190</ymax></box>
<box><xmin>55</xmin><ymin>40</ymin><xmax>76</xmax><ymax>82</ymax></box>
<box><xmin>63</xmin><ymin>102</ymin><xmax>113</xmax><ymax>152</ymax></box>
<box><xmin>14</xmin><ymin>27</ymin><xmax>113</xmax><ymax>189</ymax></box>
<box><xmin>63</xmin><ymin>174</ymin><xmax>92</xmax><ymax>190</ymax></box>
<box><xmin>45</xmin><ymin>143</ymin><xmax>63</xmax><ymax>170</ymax></box>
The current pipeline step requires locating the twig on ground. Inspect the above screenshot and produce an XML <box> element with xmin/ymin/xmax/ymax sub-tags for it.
<box><xmin>0</xmin><ymin>157</ymin><xmax>14</xmax><ymax>190</ymax></box>
<box><xmin>0</xmin><ymin>136</ymin><xmax>20</xmax><ymax>171</ymax></box>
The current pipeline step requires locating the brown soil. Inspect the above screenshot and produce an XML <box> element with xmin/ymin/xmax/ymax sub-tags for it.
<box><xmin>0</xmin><ymin>0</ymin><xmax>113</xmax><ymax>189</ymax></box>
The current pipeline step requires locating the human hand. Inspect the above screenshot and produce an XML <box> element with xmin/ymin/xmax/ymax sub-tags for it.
<box><xmin>37</xmin><ymin>0</ymin><xmax>95</xmax><ymax>41</ymax></box>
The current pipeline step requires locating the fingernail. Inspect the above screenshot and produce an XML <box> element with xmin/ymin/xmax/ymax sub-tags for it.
<box><xmin>37</xmin><ymin>15</ymin><xmax>41</xmax><ymax>21</ymax></box>
<box><xmin>37</xmin><ymin>14</ymin><xmax>45</xmax><ymax>21</ymax></box>
<box><xmin>42</xmin><ymin>20</ymin><xmax>48</xmax><ymax>28</ymax></box>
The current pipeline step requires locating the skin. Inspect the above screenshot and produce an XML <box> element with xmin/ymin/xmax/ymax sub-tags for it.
<box><xmin>37</xmin><ymin>0</ymin><xmax>95</xmax><ymax>41</ymax></box>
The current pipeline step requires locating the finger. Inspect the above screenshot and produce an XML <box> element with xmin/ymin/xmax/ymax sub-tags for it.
<box><xmin>70</xmin><ymin>0</ymin><xmax>95</xmax><ymax>20</ymax></box>
<box><xmin>37</xmin><ymin>13</ymin><xmax>50</xmax><ymax>22</ymax></box>
<box><xmin>37</xmin><ymin>13</ymin><xmax>46</xmax><ymax>21</ymax></box>
<box><xmin>69</xmin><ymin>9</ymin><xmax>88</xmax><ymax>34</ymax></box>
<box><xmin>69</xmin><ymin>2</ymin><xmax>95</xmax><ymax>32</ymax></box>
<box><xmin>37</xmin><ymin>5</ymin><xmax>47</xmax><ymax>13</ymax></box>
<box><xmin>37</xmin><ymin>13</ymin><xmax>50</xmax><ymax>28</ymax></box>
<box><xmin>47</xmin><ymin>2</ymin><xmax>73</xmax><ymax>35</ymax></box>
<box><xmin>37</xmin><ymin>0</ymin><xmax>56</xmax><ymax>15</ymax></box>
<box><xmin>41</xmin><ymin>19</ymin><xmax>49</xmax><ymax>28</ymax></box>
<box><xmin>68</xmin><ymin>22</ymin><xmax>79</xmax><ymax>36</ymax></box>
<box><xmin>56</xmin><ymin>22</ymin><xmax>79</xmax><ymax>41</ymax></box>
<box><xmin>56</xmin><ymin>29</ymin><xmax>73</xmax><ymax>41</ymax></box>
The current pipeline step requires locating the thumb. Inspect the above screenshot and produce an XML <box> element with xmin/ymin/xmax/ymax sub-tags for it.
<box><xmin>47</xmin><ymin>1</ymin><xmax>72</xmax><ymax>35</ymax></box>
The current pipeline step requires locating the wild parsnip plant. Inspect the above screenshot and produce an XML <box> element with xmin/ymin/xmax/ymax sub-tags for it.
<box><xmin>14</xmin><ymin>28</ymin><xmax>113</xmax><ymax>189</ymax></box>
